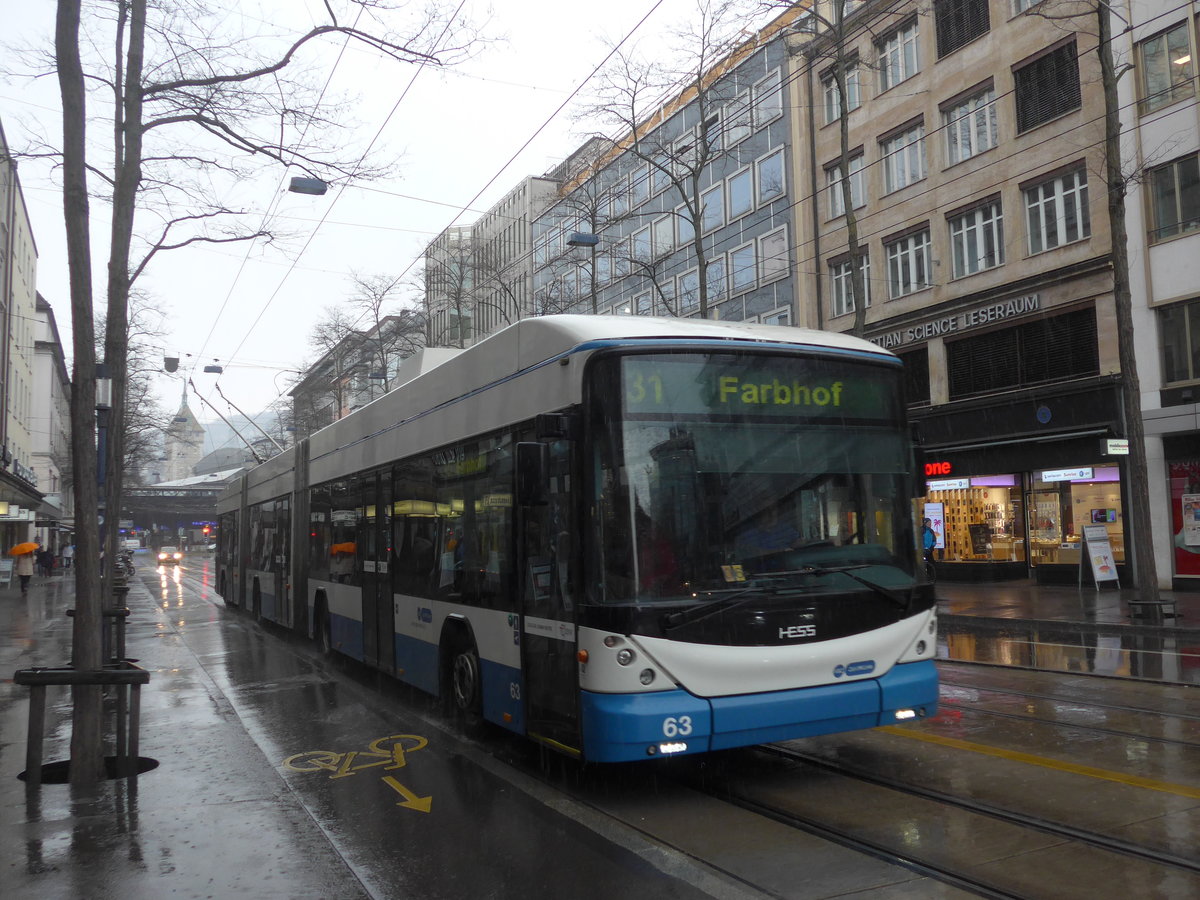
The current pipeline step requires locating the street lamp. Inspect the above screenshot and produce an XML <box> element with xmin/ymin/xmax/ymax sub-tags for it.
<box><xmin>289</xmin><ymin>177</ymin><xmax>328</xmax><ymax>196</ymax></box>
<box><xmin>96</xmin><ymin>364</ymin><xmax>112</xmax><ymax>492</ymax></box>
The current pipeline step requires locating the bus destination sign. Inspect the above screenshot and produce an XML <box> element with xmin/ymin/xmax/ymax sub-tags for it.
<box><xmin>622</xmin><ymin>356</ymin><xmax>897</xmax><ymax>419</ymax></box>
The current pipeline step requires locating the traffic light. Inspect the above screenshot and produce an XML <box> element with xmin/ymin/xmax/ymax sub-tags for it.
<box><xmin>202</xmin><ymin>525</ymin><xmax>211</xmax><ymax>536</ymax></box>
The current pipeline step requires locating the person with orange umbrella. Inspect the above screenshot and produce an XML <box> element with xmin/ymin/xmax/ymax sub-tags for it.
<box><xmin>11</xmin><ymin>541</ymin><xmax>36</xmax><ymax>594</ymax></box>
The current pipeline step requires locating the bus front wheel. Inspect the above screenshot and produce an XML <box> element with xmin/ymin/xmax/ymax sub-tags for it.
<box><xmin>443</xmin><ymin>636</ymin><xmax>482</xmax><ymax>728</ymax></box>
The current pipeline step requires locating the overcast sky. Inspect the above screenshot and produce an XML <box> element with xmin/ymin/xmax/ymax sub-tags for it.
<box><xmin>1</xmin><ymin>0</ymin><xmax>775</xmax><ymax>454</ymax></box>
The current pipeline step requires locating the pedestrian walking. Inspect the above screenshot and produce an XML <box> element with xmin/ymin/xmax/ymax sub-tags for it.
<box><xmin>36</xmin><ymin>547</ymin><xmax>54</xmax><ymax>578</ymax></box>
<box><xmin>61</xmin><ymin>542</ymin><xmax>75</xmax><ymax>569</ymax></box>
<box><xmin>16</xmin><ymin>550</ymin><xmax>34</xmax><ymax>593</ymax></box>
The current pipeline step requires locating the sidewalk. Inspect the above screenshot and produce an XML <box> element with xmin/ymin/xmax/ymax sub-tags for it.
<box><xmin>936</xmin><ymin>578</ymin><xmax>1200</xmax><ymax>631</ymax></box>
<box><xmin>0</xmin><ymin>571</ymin><xmax>371</xmax><ymax>899</ymax></box>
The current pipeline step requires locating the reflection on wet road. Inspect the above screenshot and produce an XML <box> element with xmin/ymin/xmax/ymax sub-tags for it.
<box><xmin>938</xmin><ymin>618</ymin><xmax>1200</xmax><ymax>684</ymax></box>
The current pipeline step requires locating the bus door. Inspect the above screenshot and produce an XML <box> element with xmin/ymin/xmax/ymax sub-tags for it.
<box><xmin>518</xmin><ymin>440</ymin><xmax>580</xmax><ymax>752</ymax></box>
<box><xmin>359</xmin><ymin>474</ymin><xmax>396</xmax><ymax>674</ymax></box>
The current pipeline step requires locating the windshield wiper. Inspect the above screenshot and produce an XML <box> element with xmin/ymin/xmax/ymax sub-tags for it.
<box><xmin>787</xmin><ymin>564</ymin><xmax>911</xmax><ymax>611</ymax></box>
<box><xmin>661</xmin><ymin>585</ymin><xmax>772</xmax><ymax>632</ymax></box>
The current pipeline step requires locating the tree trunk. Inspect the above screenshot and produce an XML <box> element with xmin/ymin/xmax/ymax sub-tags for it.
<box><xmin>56</xmin><ymin>0</ymin><xmax>106</xmax><ymax>786</ymax></box>
<box><xmin>103</xmin><ymin>0</ymin><xmax>146</xmax><ymax>568</ymax></box>
<box><xmin>1097</xmin><ymin>6</ymin><xmax>1160</xmax><ymax>598</ymax></box>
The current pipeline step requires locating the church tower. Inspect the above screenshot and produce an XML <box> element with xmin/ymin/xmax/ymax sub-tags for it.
<box><xmin>161</xmin><ymin>385</ymin><xmax>205</xmax><ymax>482</ymax></box>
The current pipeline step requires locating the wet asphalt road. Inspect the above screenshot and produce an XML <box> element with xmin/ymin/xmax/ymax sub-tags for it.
<box><xmin>5</xmin><ymin>554</ymin><xmax>1199</xmax><ymax>898</ymax></box>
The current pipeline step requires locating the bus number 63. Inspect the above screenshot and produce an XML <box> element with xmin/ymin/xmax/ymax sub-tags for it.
<box><xmin>662</xmin><ymin>716</ymin><xmax>693</xmax><ymax>738</ymax></box>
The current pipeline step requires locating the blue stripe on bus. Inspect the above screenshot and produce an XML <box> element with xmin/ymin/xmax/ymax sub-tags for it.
<box><xmin>329</xmin><ymin>612</ymin><xmax>364</xmax><ymax>662</ymax></box>
<box><xmin>395</xmin><ymin>633</ymin><xmax>439</xmax><ymax>695</ymax></box>
<box><xmin>480</xmin><ymin>659</ymin><xmax>524</xmax><ymax>734</ymax></box>
<box><xmin>259</xmin><ymin>590</ymin><xmax>277</xmax><ymax>623</ymax></box>
<box><xmin>580</xmin><ymin>660</ymin><xmax>938</xmax><ymax>763</ymax></box>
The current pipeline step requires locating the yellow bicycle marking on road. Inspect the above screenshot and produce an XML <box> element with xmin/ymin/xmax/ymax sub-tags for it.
<box><xmin>881</xmin><ymin>725</ymin><xmax>1200</xmax><ymax>800</ymax></box>
<box><xmin>283</xmin><ymin>735</ymin><xmax>432</xmax><ymax>813</ymax></box>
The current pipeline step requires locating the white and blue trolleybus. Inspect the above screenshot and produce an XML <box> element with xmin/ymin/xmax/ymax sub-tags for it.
<box><xmin>215</xmin><ymin>316</ymin><xmax>938</xmax><ymax>762</ymax></box>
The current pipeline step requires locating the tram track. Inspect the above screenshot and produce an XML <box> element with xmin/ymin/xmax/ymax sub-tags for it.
<box><xmin>737</xmin><ymin>741</ymin><xmax>1200</xmax><ymax>880</ymax></box>
<box><xmin>935</xmin><ymin>697</ymin><xmax>1200</xmax><ymax>749</ymax></box>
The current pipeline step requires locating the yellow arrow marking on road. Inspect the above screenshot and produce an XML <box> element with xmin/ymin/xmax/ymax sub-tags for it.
<box><xmin>382</xmin><ymin>776</ymin><xmax>433</xmax><ymax>813</ymax></box>
<box><xmin>881</xmin><ymin>725</ymin><xmax>1200</xmax><ymax>800</ymax></box>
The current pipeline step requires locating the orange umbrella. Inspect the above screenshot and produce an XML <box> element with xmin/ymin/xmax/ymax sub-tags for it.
<box><xmin>9</xmin><ymin>542</ymin><xmax>38</xmax><ymax>556</ymax></box>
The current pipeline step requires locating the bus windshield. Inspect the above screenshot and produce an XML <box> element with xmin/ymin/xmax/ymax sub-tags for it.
<box><xmin>588</xmin><ymin>350</ymin><xmax>918</xmax><ymax>605</ymax></box>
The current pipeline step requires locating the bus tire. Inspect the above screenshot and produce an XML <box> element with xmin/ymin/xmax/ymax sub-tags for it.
<box><xmin>314</xmin><ymin>598</ymin><xmax>333</xmax><ymax>656</ymax></box>
<box><xmin>443</xmin><ymin>633</ymin><xmax>482</xmax><ymax>729</ymax></box>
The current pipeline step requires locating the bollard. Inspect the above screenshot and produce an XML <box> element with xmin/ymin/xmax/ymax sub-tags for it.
<box><xmin>13</xmin><ymin>664</ymin><xmax>150</xmax><ymax>786</ymax></box>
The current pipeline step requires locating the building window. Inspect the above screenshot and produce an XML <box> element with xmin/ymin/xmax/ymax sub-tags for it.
<box><xmin>1025</xmin><ymin>168</ymin><xmax>1090</xmax><ymax>253</ymax></box>
<box><xmin>677</xmin><ymin>269</ymin><xmax>701</xmax><ymax>313</ymax></box>
<box><xmin>754</xmin><ymin>69</ymin><xmax>783</xmax><ymax>126</ymax></box>
<box><xmin>1139</xmin><ymin>22</ymin><xmax>1196</xmax><ymax>114</ymax></box>
<box><xmin>634</xmin><ymin>292</ymin><xmax>652</xmax><ymax>315</ymax></box>
<box><xmin>830</xmin><ymin>254</ymin><xmax>871</xmax><ymax>317</ymax></box>
<box><xmin>631</xmin><ymin>164</ymin><xmax>650</xmax><ymax>207</ymax></box>
<box><xmin>730</xmin><ymin>242</ymin><xmax>757</xmax><ymax>294</ymax></box>
<box><xmin>728</xmin><ymin>168</ymin><xmax>754</xmax><ymax>220</ymax></box>
<box><xmin>1160</xmin><ymin>299</ymin><xmax>1200</xmax><ymax>385</ymax></box>
<box><xmin>878</xmin><ymin>20</ymin><xmax>919</xmax><ymax>91</ymax></box>
<box><xmin>944</xmin><ymin>86</ymin><xmax>997</xmax><ymax>164</ymax></box>
<box><xmin>950</xmin><ymin>200</ymin><xmax>1004</xmax><ymax>277</ymax></box>
<box><xmin>632</xmin><ymin>226</ymin><xmax>651</xmax><ymax>262</ymax></box>
<box><xmin>826</xmin><ymin>154</ymin><xmax>865</xmax><ymax>217</ymax></box>
<box><xmin>707</xmin><ymin>255</ymin><xmax>727</xmax><ymax>302</ymax></box>
<box><xmin>947</xmin><ymin>308</ymin><xmax>1097</xmax><ymax>399</ymax></box>
<box><xmin>762</xmin><ymin>307</ymin><xmax>791</xmax><ymax>326</ymax></box>
<box><xmin>881</xmin><ymin>123</ymin><xmax>926</xmax><ymax>194</ymax></box>
<box><xmin>899</xmin><ymin>347</ymin><xmax>930</xmax><ymax>405</ymax></box>
<box><xmin>757</xmin><ymin>149</ymin><xmax>786</xmax><ymax>204</ymax></box>
<box><xmin>822</xmin><ymin>64</ymin><xmax>860</xmax><ymax>123</ymax></box>
<box><xmin>675</xmin><ymin>204</ymin><xmax>695</xmax><ymax>246</ymax></box>
<box><xmin>725</xmin><ymin>89</ymin><xmax>752</xmax><ymax>146</ymax></box>
<box><xmin>701</xmin><ymin>183</ymin><xmax>725</xmax><ymax>233</ymax></box>
<box><xmin>935</xmin><ymin>0</ymin><xmax>989</xmax><ymax>58</ymax></box>
<box><xmin>651</xmin><ymin>152</ymin><xmax>672</xmax><ymax>195</ymax></box>
<box><xmin>1149</xmin><ymin>152</ymin><xmax>1200</xmax><ymax>241</ymax></box>
<box><xmin>886</xmin><ymin>228</ymin><xmax>932</xmax><ymax>299</ymax></box>
<box><xmin>759</xmin><ymin>227</ymin><xmax>788</xmax><ymax>283</ymax></box>
<box><xmin>652</xmin><ymin>215</ymin><xmax>674</xmax><ymax>257</ymax></box>
<box><xmin>1015</xmin><ymin>40</ymin><xmax>1081</xmax><ymax>133</ymax></box>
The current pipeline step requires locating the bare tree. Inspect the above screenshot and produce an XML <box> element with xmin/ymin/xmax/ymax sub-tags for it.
<box><xmin>778</xmin><ymin>0</ymin><xmax>874</xmax><ymax>336</ymax></box>
<box><xmin>572</xmin><ymin>0</ymin><xmax>763</xmax><ymax>319</ymax></box>
<box><xmin>36</xmin><ymin>0</ymin><xmax>481</xmax><ymax>784</ymax></box>
<box><xmin>345</xmin><ymin>272</ymin><xmax>426</xmax><ymax>392</ymax></box>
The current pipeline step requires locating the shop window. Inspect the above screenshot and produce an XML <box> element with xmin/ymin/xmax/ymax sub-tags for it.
<box><xmin>922</xmin><ymin>475</ymin><xmax>1024</xmax><ymax>564</ymax></box>
<box><xmin>947</xmin><ymin>307</ymin><xmax>1097</xmax><ymax>399</ymax></box>
<box><xmin>1028</xmin><ymin>466</ymin><xmax>1124</xmax><ymax>566</ymax></box>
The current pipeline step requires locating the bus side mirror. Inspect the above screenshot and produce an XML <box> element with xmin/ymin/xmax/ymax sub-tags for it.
<box><xmin>516</xmin><ymin>442</ymin><xmax>549</xmax><ymax>506</ymax></box>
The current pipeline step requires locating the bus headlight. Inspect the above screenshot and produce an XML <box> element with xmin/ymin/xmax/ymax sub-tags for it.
<box><xmin>616</xmin><ymin>648</ymin><xmax>635</xmax><ymax>666</ymax></box>
<box><xmin>639</xmin><ymin>668</ymin><xmax>655</xmax><ymax>685</ymax></box>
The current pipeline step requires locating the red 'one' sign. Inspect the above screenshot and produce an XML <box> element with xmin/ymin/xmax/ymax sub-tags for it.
<box><xmin>925</xmin><ymin>461</ymin><xmax>952</xmax><ymax>476</ymax></box>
